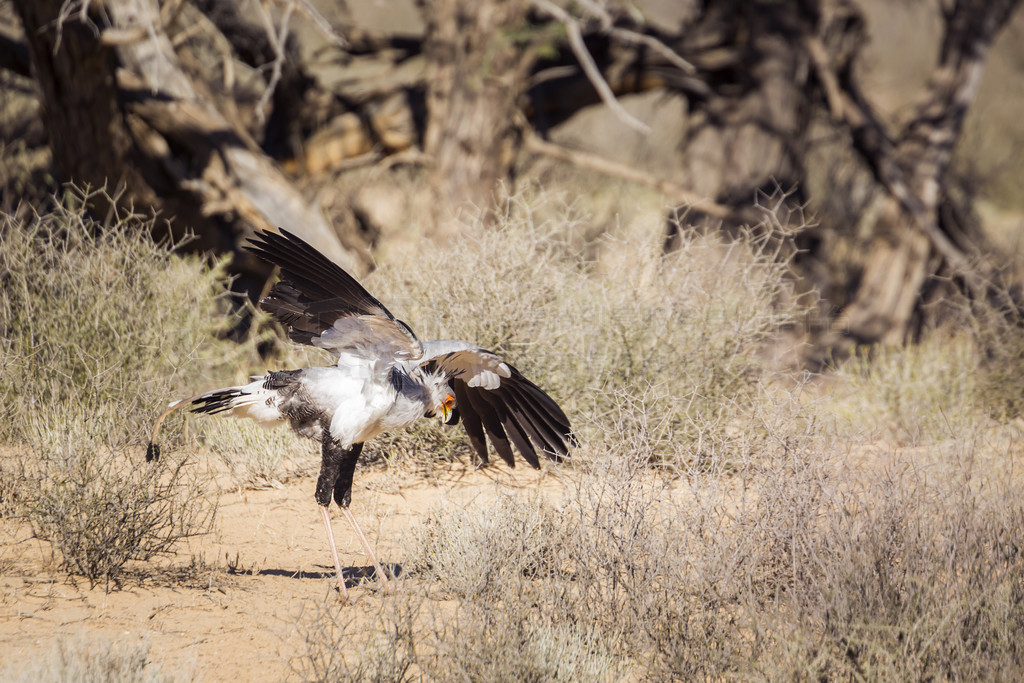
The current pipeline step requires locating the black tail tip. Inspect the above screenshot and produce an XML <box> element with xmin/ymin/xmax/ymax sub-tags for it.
<box><xmin>146</xmin><ymin>442</ymin><xmax>160</xmax><ymax>462</ymax></box>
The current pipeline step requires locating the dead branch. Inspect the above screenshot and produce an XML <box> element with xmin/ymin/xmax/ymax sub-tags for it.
<box><xmin>531</xmin><ymin>0</ymin><xmax>651</xmax><ymax>135</ymax></box>
<box><xmin>252</xmin><ymin>0</ymin><xmax>296</xmax><ymax>125</ymax></box>
<box><xmin>168</xmin><ymin>6</ymin><xmax>236</xmax><ymax>89</ymax></box>
<box><xmin>290</xmin><ymin>0</ymin><xmax>347</xmax><ymax>48</ymax></box>
<box><xmin>523</xmin><ymin>129</ymin><xmax>731</xmax><ymax>219</ymax></box>
<box><xmin>568</xmin><ymin>0</ymin><xmax>696</xmax><ymax>74</ymax></box>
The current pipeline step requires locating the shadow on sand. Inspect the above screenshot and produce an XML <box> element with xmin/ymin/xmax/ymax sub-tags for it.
<box><xmin>246</xmin><ymin>563</ymin><xmax>403</xmax><ymax>588</ymax></box>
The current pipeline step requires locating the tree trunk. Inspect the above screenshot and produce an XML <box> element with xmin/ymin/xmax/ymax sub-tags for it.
<box><xmin>420</xmin><ymin>0</ymin><xmax>528</xmax><ymax>228</ymax></box>
<box><xmin>831</xmin><ymin>197</ymin><xmax>933</xmax><ymax>346</ymax></box>
<box><xmin>13</xmin><ymin>0</ymin><xmax>146</xmax><ymax>208</ymax></box>
<box><xmin>824</xmin><ymin>0</ymin><xmax>1022</xmax><ymax>356</ymax></box>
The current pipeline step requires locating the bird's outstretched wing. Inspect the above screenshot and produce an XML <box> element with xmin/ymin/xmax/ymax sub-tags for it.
<box><xmin>420</xmin><ymin>345</ymin><xmax>576</xmax><ymax>469</ymax></box>
<box><xmin>246</xmin><ymin>229</ymin><xmax>422</xmax><ymax>363</ymax></box>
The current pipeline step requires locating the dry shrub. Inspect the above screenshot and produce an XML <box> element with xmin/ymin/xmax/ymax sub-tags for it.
<box><xmin>968</xmin><ymin>296</ymin><xmax>1024</xmax><ymax>420</ymax></box>
<box><xmin>297</xmin><ymin>489</ymin><xmax>623</xmax><ymax>682</ymax></box>
<box><xmin>978</xmin><ymin>327</ymin><xmax>1024</xmax><ymax>419</ymax></box>
<box><xmin>294</xmin><ymin>594</ymin><xmax>420</xmax><ymax>682</ymax></box>
<box><xmin>296</xmin><ymin>586</ymin><xmax>620</xmax><ymax>682</ymax></box>
<box><xmin>0</xmin><ymin>189</ymin><xmax>254</xmax><ymax>583</ymax></box>
<box><xmin>1</xmin><ymin>633</ymin><xmax>193</xmax><ymax>682</ymax></box>
<box><xmin>829</xmin><ymin>333</ymin><xmax>983</xmax><ymax>443</ymax></box>
<box><xmin>21</xmin><ymin>413</ymin><xmax>213</xmax><ymax>588</ymax></box>
<box><xmin>404</xmin><ymin>489</ymin><xmax>623</xmax><ymax>679</ymax></box>
<box><xmin>758</xmin><ymin>438</ymin><xmax>1024</xmax><ymax>679</ymax></box>
<box><xmin>0</xmin><ymin>190</ymin><xmax>261</xmax><ymax>444</ymax></box>
<box><xmin>408</xmin><ymin>490</ymin><xmax>568</xmax><ymax>600</ymax></box>
<box><xmin>348</xmin><ymin>442</ymin><xmax>760</xmax><ymax>680</ymax></box>
<box><xmin>421</xmin><ymin>604</ymin><xmax>620</xmax><ymax>683</ymax></box>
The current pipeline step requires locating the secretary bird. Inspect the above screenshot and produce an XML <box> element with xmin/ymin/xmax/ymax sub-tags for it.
<box><xmin>147</xmin><ymin>228</ymin><xmax>574</xmax><ymax>600</ymax></box>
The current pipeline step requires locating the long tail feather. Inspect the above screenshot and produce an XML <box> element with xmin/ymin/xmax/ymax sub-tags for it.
<box><xmin>146</xmin><ymin>395</ymin><xmax>198</xmax><ymax>461</ymax></box>
<box><xmin>146</xmin><ymin>379</ymin><xmax>275</xmax><ymax>461</ymax></box>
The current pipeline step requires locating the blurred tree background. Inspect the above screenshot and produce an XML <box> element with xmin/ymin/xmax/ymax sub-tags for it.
<box><xmin>1</xmin><ymin>0</ymin><xmax>1022</xmax><ymax>362</ymax></box>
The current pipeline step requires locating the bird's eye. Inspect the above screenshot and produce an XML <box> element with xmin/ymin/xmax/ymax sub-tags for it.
<box><xmin>444</xmin><ymin>393</ymin><xmax>455</xmax><ymax>408</ymax></box>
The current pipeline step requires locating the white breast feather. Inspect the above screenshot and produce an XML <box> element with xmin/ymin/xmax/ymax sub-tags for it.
<box><xmin>309</xmin><ymin>360</ymin><xmax>415</xmax><ymax>446</ymax></box>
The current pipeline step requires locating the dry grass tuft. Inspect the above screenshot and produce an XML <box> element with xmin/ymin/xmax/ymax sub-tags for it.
<box><xmin>827</xmin><ymin>333</ymin><xmax>982</xmax><ymax>444</ymax></box>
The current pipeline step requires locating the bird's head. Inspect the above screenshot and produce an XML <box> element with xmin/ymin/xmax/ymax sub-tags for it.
<box><xmin>438</xmin><ymin>390</ymin><xmax>456</xmax><ymax>424</ymax></box>
<box><xmin>424</xmin><ymin>375</ymin><xmax>458</xmax><ymax>424</ymax></box>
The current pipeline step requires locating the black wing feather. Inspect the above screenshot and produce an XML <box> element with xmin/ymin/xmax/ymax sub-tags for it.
<box><xmin>491</xmin><ymin>365</ymin><xmax>573</xmax><ymax>454</ymax></box>
<box><xmin>476</xmin><ymin>388</ymin><xmax>539</xmax><ymax>467</ymax></box>
<box><xmin>500</xmin><ymin>372</ymin><xmax>573</xmax><ymax>441</ymax></box>
<box><xmin>249</xmin><ymin>229</ymin><xmax>389</xmax><ymax>315</ymax></box>
<box><xmin>508</xmin><ymin>373</ymin><xmax>571</xmax><ymax>430</ymax></box>
<box><xmin>466</xmin><ymin>381</ymin><xmax>569</xmax><ymax>464</ymax></box>
<box><xmin>453</xmin><ymin>381</ymin><xmax>489</xmax><ymax>464</ymax></box>
<box><xmin>489</xmin><ymin>388</ymin><xmax>550</xmax><ymax>458</ymax></box>
<box><xmin>428</xmin><ymin>356</ymin><xmax>574</xmax><ymax>469</ymax></box>
<box><xmin>463</xmin><ymin>386</ymin><xmax>516</xmax><ymax>467</ymax></box>
<box><xmin>246</xmin><ymin>229</ymin><xmax>401</xmax><ymax>342</ymax></box>
<box><xmin>498</xmin><ymin>382</ymin><xmax>571</xmax><ymax>459</ymax></box>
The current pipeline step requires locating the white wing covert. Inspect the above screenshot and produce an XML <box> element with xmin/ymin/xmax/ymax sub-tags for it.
<box><xmin>314</xmin><ymin>316</ymin><xmax>422</xmax><ymax>363</ymax></box>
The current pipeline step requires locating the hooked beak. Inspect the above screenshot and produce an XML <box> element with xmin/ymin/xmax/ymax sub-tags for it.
<box><xmin>440</xmin><ymin>392</ymin><xmax>455</xmax><ymax>423</ymax></box>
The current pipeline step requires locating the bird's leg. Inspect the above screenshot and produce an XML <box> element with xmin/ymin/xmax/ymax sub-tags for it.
<box><xmin>340</xmin><ymin>506</ymin><xmax>390</xmax><ymax>587</ymax></box>
<box><xmin>319</xmin><ymin>505</ymin><xmax>349</xmax><ymax>601</ymax></box>
<box><xmin>317</xmin><ymin>435</ymin><xmax>352</xmax><ymax>600</ymax></box>
<box><xmin>329</xmin><ymin>442</ymin><xmax>390</xmax><ymax>588</ymax></box>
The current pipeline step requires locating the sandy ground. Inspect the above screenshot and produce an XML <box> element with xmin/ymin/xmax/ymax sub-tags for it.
<box><xmin>0</xmin><ymin>461</ymin><xmax>556</xmax><ymax>681</ymax></box>
<box><xmin>0</xmin><ymin>439</ymin><xmax>985</xmax><ymax>681</ymax></box>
